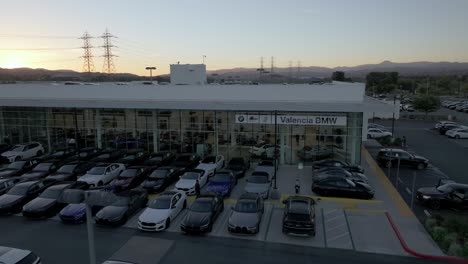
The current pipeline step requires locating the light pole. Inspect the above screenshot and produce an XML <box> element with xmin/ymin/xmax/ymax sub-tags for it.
<box><xmin>145</xmin><ymin>67</ymin><xmax>156</xmax><ymax>82</ymax></box>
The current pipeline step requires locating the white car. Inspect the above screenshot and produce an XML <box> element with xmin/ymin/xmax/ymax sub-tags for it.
<box><xmin>1</xmin><ymin>142</ymin><xmax>44</xmax><ymax>162</ymax></box>
<box><xmin>446</xmin><ymin>128</ymin><xmax>468</xmax><ymax>139</ymax></box>
<box><xmin>77</xmin><ymin>163</ymin><xmax>125</xmax><ymax>187</ymax></box>
<box><xmin>435</xmin><ymin>121</ymin><xmax>458</xmax><ymax>129</ymax></box>
<box><xmin>196</xmin><ymin>155</ymin><xmax>224</xmax><ymax>177</ymax></box>
<box><xmin>367</xmin><ymin>128</ymin><xmax>392</xmax><ymax>139</ymax></box>
<box><xmin>367</xmin><ymin>123</ymin><xmax>388</xmax><ymax>131</ymax></box>
<box><xmin>175</xmin><ymin>169</ymin><xmax>208</xmax><ymax>195</ymax></box>
<box><xmin>249</xmin><ymin>144</ymin><xmax>278</xmax><ymax>158</ymax></box>
<box><xmin>138</xmin><ymin>190</ymin><xmax>187</xmax><ymax>231</ymax></box>
<box><xmin>0</xmin><ymin>246</ymin><xmax>41</xmax><ymax>264</ymax></box>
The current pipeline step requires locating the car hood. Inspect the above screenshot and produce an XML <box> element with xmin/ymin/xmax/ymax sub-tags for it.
<box><xmin>417</xmin><ymin>187</ymin><xmax>443</xmax><ymax>196</ymax></box>
<box><xmin>356</xmin><ymin>182</ymin><xmax>374</xmax><ymax>192</ymax></box>
<box><xmin>413</xmin><ymin>155</ymin><xmax>428</xmax><ymax>162</ymax></box>
<box><xmin>23</xmin><ymin>197</ymin><xmax>56</xmax><ymax>212</ymax></box>
<box><xmin>175</xmin><ymin>179</ymin><xmax>196</xmax><ymax>189</ymax></box>
<box><xmin>96</xmin><ymin>206</ymin><xmax>128</xmax><ymax>220</ymax></box>
<box><xmin>0</xmin><ymin>169</ymin><xmax>17</xmax><ymax>178</ymax></box>
<box><xmin>22</xmin><ymin>171</ymin><xmax>47</xmax><ymax>179</ymax></box>
<box><xmin>196</xmin><ymin>163</ymin><xmax>216</xmax><ymax>171</ymax></box>
<box><xmin>1</xmin><ymin>151</ymin><xmax>19</xmax><ymax>157</ymax></box>
<box><xmin>78</xmin><ymin>174</ymin><xmax>102</xmax><ymax>183</ymax></box>
<box><xmin>0</xmin><ymin>194</ymin><xmax>22</xmax><ymax>207</ymax></box>
<box><xmin>138</xmin><ymin>208</ymin><xmax>170</xmax><ymax>223</ymax></box>
<box><xmin>229</xmin><ymin>211</ymin><xmax>259</xmax><ymax>227</ymax></box>
<box><xmin>60</xmin><ymin>203</ymin><xmax>86</xmax><ymax>217</ymax></box>
<box><xmin>183</xmin><ymin>211</ymin><xmax>211</xmax><ymax>226</ymax></box>
<box><xmin>142</xmin><ymin>179</ymin><xmax>164</xmax><ymax>188</ymax></box>
<box><xmin>245</xmin><ymin>182</ymin><xmax>269</xmax><ymax>193</ymax></box>
<box><xmin>47</xmin><ymin>173</ymin><xmax>72</xmax><ymax>180</ymax></box>
<box><xmin>207</xmin><ymin>181</ymin><xmax>231</xmax><ymax>192</ymax></box>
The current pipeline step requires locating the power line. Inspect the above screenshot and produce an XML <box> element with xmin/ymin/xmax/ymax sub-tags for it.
<box><xmin>100</xmin><ymin>29</ymin><xmax>117</xmax><ymax>73</ymax></box>
<box><xmin>79</xmin><ymin>31</ymin><xmax>95</xmax><ymax>73</ymax></box>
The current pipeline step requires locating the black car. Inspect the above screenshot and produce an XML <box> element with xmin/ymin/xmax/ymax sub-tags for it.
<box><xmin>46</xmin><ymin>161</ymin><xmax>96</xmax><ymax>181</ymax></box>
<box><xmin>312</xmin><ymin>159</ymin><xmax>364</xmax><ymax>174</ymax></box>
<box><xmin>417</xmin><ymin>180</ymin><xmax>468</xmax><ymax>210</ymax></box>
<box><xmin>376</xmin><ymin>148</ymin><xmax>428</xmax><ymax>170</ymax></box>
<box><xmin>95</xmin><ymin>188</ymin><xmax>148</xmax><ymax>226</ymax></box>
<box><xmin>439</xmin><ymin>124</ymin><xmax>463</xmax><ymax>135</ymax></box>
<box><xmin>22</xmin><ymin>181</ymin><xmax>88</xmax><ymax>218</ymax></box>
<box><xmin>143</xmin><ymin>152</ymin><xmax>176</xmax><ymax>167</ymax></box>
<box><xmin>180</xmin><ymin>194</ymin><xmax>224</xmax><ymax>234</ymax></box>
<box><xmin>313</xmin><ymin>168</ymin><xmax>368</xmax><ymax>183</ymax></box>
<box><xmin>0</xmin><ymin>159</ymin><xmax>40</xmax><ymax>179</ymax></box>
<box><xmin>41</xmin><ymin>148</ymin><xmax>76</xmax><ymax>162</ymax></box>
<box><xmin>311</xmin><ymin>176</ymin><xmax>374</xmax><ymax>199</ymax></box>
<box><xmin>172</xmin><ymin>153</ymin><xmax>201</xmax><ymax>170</ymax></box>
<box><xmin>282</xmin><ymin>196</ymin><xmax>316</xmax><ymax>236</ymax></box>
<box><xmin>91</xmin><ymin>149</ymin><xmax>127</xmax><ymax>163</ymax></box>
<box><xmin>67</xmin><ymin>147</ymin><xmax>102</xmax><ymax>162</ymax></box>
<box><xmin>110</xmin><ymin>166</ymin><xmax>151</xmax><ymax>192</ymax></box>
<box><xmin>226</xmin><ymin>157</ymin><xmax>250</xmax><ymax>178</ymax></box>
<box><xmin>20</xmin><ymin>160</ymin><xmax>64</xmax><ymax>181</ymax></box>
<box><xmin>0</xmin><ymin>144</ymin><xmax>12</xmax><ymax>155</ymax></box>
<box><xmin>141</xmin><ymin>166</ymin><xmax>181</xmax><ymax>193</ymax></box>
<box><xmin>0</xmin><ymin>177</ymin><xmax>22</xmax><ymax>196</ymax></box>
<box><xmin>0</xmin><ymin>180</ymin><xmax>56</xmax><ymax>214</ymax></box>
<box><xmin>116</xmin><ymin>149</ymin><xmax>150</xmax><ymax>166</ymax></box>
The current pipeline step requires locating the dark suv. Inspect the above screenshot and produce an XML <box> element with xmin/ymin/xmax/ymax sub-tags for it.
<box><xmin>376</xmin><ymin>148</ymin><xmax>428</xmax><ymax>170</ymax></box>
<box><xmin>226</xmin><ymin>157</ymin><xmax>250</xmax><ymax>178</ymax></box>
<box><xmin>417</xmin><ymin>180</ymin><xmax>468</xmax><ymax>210</ymax></box>
<box><xmin>282</xmin><ymin>196</ymin><xmax>316</xmax><ymax>236</ymax></box>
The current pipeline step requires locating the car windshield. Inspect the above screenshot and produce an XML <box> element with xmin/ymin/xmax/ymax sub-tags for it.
<box><xmin>111</xmin><ymin>197</ymin><xmax>130</xmax><ymax>207</ymax></box>
<box><xmin>181</xmin><ymin>172</ymin><xmax>200</xmax><ymax>180</ymax></box>
<box><xmin>7</xmin><ymin>184</ymin><xmax>30</xmax><ymax>195</ymax></box>
<box><xmin>148</xmin><ymin>197</ymin><xmax>171</xmax><ymax>209</ymax></box>
<box><xmin>40</xmin><ymin>188</ymin><xmax>64</xmax><ymax>199</ymax></box>
<box><xmin>211</xmin><ymin>174</ymin><xmax>230</xmax><ymax>182</ymax></box>
<box><xmin>190</xmin><ymin>201</ymin><xmax>212</xmax><ymax>212</ymax></box>
<box><xmin>34</xmin><ymin>163</ymin><xmax>52</xmax><ymax>171</ymax></box>
<box><xmin>234</xmin><ymin>201</ymin><xmax>257</xmax><ymax>213</ymax></box>
<box><xmin>10</xmin><ymin>146</ymin><xmax>24</xmax><ymax>152</ymax></box>
<box><xmin>88</xmin><ymin>167</ymin><xmax>106</xmax><ymax>175</ymax></box>
<box><xmin>119</xmin><ymin>169</ymin><xmax>139</xmax><ymax>178</ymax></box>
<box><xmin>7</xmin><ymin>161</ymin><xmax>25</xmax><ymax>169</ymax></box>
<box><xmin>57</xmin><ymin>165</ymin><xmax>76</xmax><ymax>173</ymax></box>
<box><xmin>202</xmin><ymin>156</ymin><xmax>216</xmax><ymax>163</ymax></box>
<box><xmin>149</xmin><ymin>170</ymin><xmax>169</xmax><ymax>179</ymax></box>
<box><xmin>247</xmin><ymin>175</ymin><xmax>268</xmax><ymax>183</ymax></box>
<box><xmin>437</xmin><ymin>184</ymin><xmax>453</xmax><ymax>193</ymax></box>
<box><xmin>258</xmin><ymin>161</ymin><xmax>274</xmax><ymax>166</ymax></box>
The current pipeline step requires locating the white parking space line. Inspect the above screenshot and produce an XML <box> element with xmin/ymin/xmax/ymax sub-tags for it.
<box><xmin>166</xmin><ymin>210</ymin><xmax>187</xmax><ymax>233</ymax></box>
<box><xmin>405</xmin><ymin>187</ymin><xmax>412</xmax><ymax>195</ymax></box>
<box><xmin>327</xmin><ymin>232</ymin><xmax>350</xmax><ymax>242</ymax></box>
<box><xmin>397</xmin><ymin>178</ymin><xmax>403</xmax><ymax>184</ymax></box>
<box><xmin>326</xmin><ymin>223</ymin><xmax>346</xmax><ymax>233</ymax></box>
<box><xmin>211</xmin><ymin>208</ymin><xmax>232</xmax><ymax>236</ymax></box>
<box><xmin>424</xmin><ymin>209</ymin><xmax>431</xmax><ymax>217</ymax></box>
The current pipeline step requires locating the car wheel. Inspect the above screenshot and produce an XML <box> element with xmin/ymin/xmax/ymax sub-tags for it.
<box><xmin>183</xmin><ymin>200</ymin><xmax>187</xmax><ymax>209</ymax></box>
<box><xmin>166</xmin><ymin>218</ymin><xmax>171</xmax><ymax>229</ymax></box>
<box><xmin>36</xmin><ymin>150</ymin><xmax>43</xmax><ymax>157</ymax></box>
<box><xmin>386</xmin><ymin>161</ymin><xmax>392</xmax><ymax>168</ymax></box>
<box><xmin>97</xmin><ymin>181</ymin><xmax>103</xmax><ymax>186</ymax></box>
<box><xmin>14</xmin><ymin>156</ymin><xmax>21</xmax><ymax>161</ymax></box>
<box><xmin>416</xmin><ymin>163</ymin><xmax>425</xmax><ymax>170</ymax></box>
<box><xmin>430</xmin><ymin>200</ymin><xmax>441</xmax><ymax>210</ymax></box>
<box><xmin>367</xmin><ymin>134</ymin><xmax>372</xmax><ymax>139</ymax></box>
<box><xmin>455</xmin><ymin>135</ymin><xmax>460</xmax><ymax>139</ymax></box>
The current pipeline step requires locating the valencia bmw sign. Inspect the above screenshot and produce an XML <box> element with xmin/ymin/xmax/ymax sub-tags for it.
<box><xmin>235</xmin><ymin>114</ymin><xmax>347</xmax><ymax>126</ymax></box>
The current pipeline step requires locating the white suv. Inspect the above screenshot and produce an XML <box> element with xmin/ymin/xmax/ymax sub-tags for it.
<box><xmin>1</xmin><ymin>142</ymin><xmax>44</xmax><ymax>162</ymax></box>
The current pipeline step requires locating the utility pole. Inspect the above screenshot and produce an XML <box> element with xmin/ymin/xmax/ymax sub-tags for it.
<box><xmin>101</xmin><ymin>29</ymin><xmax>117</xmax><ymax>73</ymax></box>
<box><xmin>297</xmin><ymin>60</ymin><xmax>301</xmax><ymax>78</ymax></box>
<box><xmin>145</xmin><ymin>67</ymin><xmax>156</xmax><ymax>82</ymax></box>
<box><xmin>288</xmin><ymin>60</ymin><xmax>292</xmax><ymax>82</ymax></box>
<box><xmin>202</xmin><ymin>55</ymin><xmax>206</xmax><ymax>64</ymax></box>
<box><xmin>270</xmin><ymin>56</ymin><xmax>274</xmax><ymax>74</ymax></box>
<box><xmin>79</xmin><ymin>32</ymin><xmax>95</xmax><ymax>73</ymax></box>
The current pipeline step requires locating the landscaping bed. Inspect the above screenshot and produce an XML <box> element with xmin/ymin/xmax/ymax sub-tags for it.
<box><xmin>425</xmin><ymin>214</ymin><xmax>468</xmax><ymax>257</ymax></box>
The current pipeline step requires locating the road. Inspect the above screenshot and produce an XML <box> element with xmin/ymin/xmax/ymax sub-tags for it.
<box><xmin>0</xmin><ymin>215</ymin><xmax>444</xmax><ymax>264</ymax></box>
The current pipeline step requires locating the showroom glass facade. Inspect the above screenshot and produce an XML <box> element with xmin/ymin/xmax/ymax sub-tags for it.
<box><xmin>0</xmin><ymin>107</ymin><xmax>363</xmax><ymax>165</ymax></box>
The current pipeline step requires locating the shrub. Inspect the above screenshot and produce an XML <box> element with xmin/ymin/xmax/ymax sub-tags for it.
<box><xmin>425</xmin><ymin>218</ymin><xmax>438</xmax><ymax>233</ymax></box>
<box><xmin>432</xmin><ymin>226</ymin><xmax>448</xmax><ymax>243</ymax></box>
<box><xmin>442</xmin><ymin>233</ymin><xmax>458</xmax><ymax>251</ymax></box>
<box><xmin>447</xmin><ymin>243</ymin><xmax>463</xmax><ymax>257</ymax></box>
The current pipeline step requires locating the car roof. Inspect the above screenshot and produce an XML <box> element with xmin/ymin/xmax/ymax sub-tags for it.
<box><xmin>127</xmin><ymin>166</ymin><xmax>148</xmax><ymax>170</ymax></box>
<box><xmin>15</xmin><ymin>180</ymin><xmax>40</xmax><ymax>187</ymax></box>
<box><xmin>0</xmin><ymin>246</ymin><xmax>32</xmax><ymax>263</ymax></box>
<box><xmin>251</xmin><ymin>171</ymin><xmax>269</xmax><ymax>177</ymax></box>
<box><xmin>239</xmin><ymin>193</ymin><xmax>259</xmax><ymax>201</ymax></box>
<box><xmin>45</xmin><ymin>183</ymin><xmax>72</xmax><ymax>191</ymax></box>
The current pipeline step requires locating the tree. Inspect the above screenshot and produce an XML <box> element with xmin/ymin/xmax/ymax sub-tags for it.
<box><xmin>332</xmin><ymin>71</ymin><xmax>346</xmax><ymax>81</ymax></box>
<box><xmin>366</xmin><ymin>72</ymin><xmax>399</xmax><ymax>94</ymax></box>
<box><xmin>412</xmin><ymin>95</ymin><xmax>440</xmax><ymax>116</ymax></box>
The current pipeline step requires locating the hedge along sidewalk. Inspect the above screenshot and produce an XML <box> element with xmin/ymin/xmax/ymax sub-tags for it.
<box><xmin>425</xmin><ymin>214</ymin><xmax>468</xmax><ymax>258</ymax></box>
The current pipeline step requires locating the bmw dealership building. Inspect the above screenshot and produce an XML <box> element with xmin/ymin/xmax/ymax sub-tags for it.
<box><xmin>0</xmin><ymin>82</ymin><xmax>394</xmax><ymax>165</ymax></box>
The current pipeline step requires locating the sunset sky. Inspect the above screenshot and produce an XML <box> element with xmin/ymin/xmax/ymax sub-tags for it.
<box><xmin>1</xmin><ymin>0</ymin><xmax>467</xmax><ymax>75</ymax></box>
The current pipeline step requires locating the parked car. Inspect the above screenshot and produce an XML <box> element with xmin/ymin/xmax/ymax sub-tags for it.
<box><xmin>368</xmin><ymin>123</ymin><xmax>388</xmax><ymax>130</ymax></box>
<box><xmin>282</xmin><ymin>196</ymin><xmax>316</xmax><ymax>236</ymax></box>
<box><xmin>0</xmin><ymin>180</ymin><xmax>57</xmax><ymax>214</ymax></box>
<box><xmin>314</xmin><ymin>167</ymin><xmax>368</xmax><ymax>183</ymax></box>
<box><xmin>20</xmin><ymin>160</ymin><xmax>64</xmax><ymax>181</ymax></box>
<box><xmin>143</xmin><ymin>152</ymin><xmax>176</xmax><ymax>167</ymax></box>
<box><xmin>228</xmin><ymin>193</ymin><xmax>264</xmax><ymax>234</ymax></box>
<box><xmin>116</xmin><ymin>149</ymin><xmax>150</xmax><ymax>166</ymax></box>
<box><xmin>253</xmin><ymin>159</ymin><xmax>276</xmax><ymax>179</ymax></box>
<box><xmin>172</xmin><ymin>153</ymin><xmax>201</xmax><ymax>171</ymax></box>
<box><xmin>67</xmin><ymin>147</ymin><xmax>102</xmax><ymax>162</ymax></box>
<box><xmin>140</xmin><ymin>166</ymin><xmax>181</xmax><ymax>193</ymax></box>
<box><xmin>180</xmin><ymin>194</ymin><xmax>224</xmax><ymax>234</ymax></box>
<box><xmin>297</xmin><ymin>145</ymin><xmax>333</xmax><ymax>161</ymax></box>
<box><xmin>0</xmin><ymin>144</ymin><xmax>12</xmax><ymax>155</ymax></box>
<box><xmin>110</xmin><ymin>166</ymin><xmax>150</xmax><ymax>192</ymax></box>
<box><xmin>58</xmin><ymin>189</ymin><xmax>103</xmax><ymax>224</ymax></box>
<box><xmin>312</xmin><ymin>176</ymin><xmax>374</xmax><ymax>199</ymax></box>
<box><xmin>138</xmin><ymin>190</ymin><xmax>187</xmax><ymax>232</ymax></box>
<box><xmin>91</xmin><ymin>149</ymin><xmax>126</xmax><ymax>163</ymax></box>
<box><xmin>226</xmin><ymin>157</ymin><xmax>250</xmax><ymax>178</ymax></box>
<box><xmin>77</xmin><ymin>163</ymin><xmax>126</xmax><ymax>187</ymax></box>
<box><xmin>244</xmin><ymin>171</ymin><xmax>271</xmax><ymax>199</ymax></box>
<box><xmin>41</xmin><ymin>148</ymin><xmax>76</xmax><ymax>162</ymax></box>
<box><xmin>434</xmin><ymin>121</ymin><xmax>458</xmax><ymax>129</ymax></box>
<box><xmin>446</xmin><ymin>128</ymin><xmax>468</xmax><ymax>139</ymax></box>
<box><xmin>95</xmin><ymin>188</ymin><xmax>148</xmax><ymax>226</ymax></box>
<box><xmin>1</xmin><ymin>142</ymin><xmax>44</xmax><ymax>162</ymax></box>
<box><xmin>367</xmin><ymin>128</ymin><xmax>392</xmax><ymax>139</ymax></box>
<box><xmin>376</xmin><ymin>148</ymin><xmax>428</xmax><ymax>170</ymax></box>
<box><xmin>0</xmin><ymin>159</ymin><xmax>40</xmax><ymax>178</ymax></box>
<box><xmin>175</xmin><ymin>169</ymin><xmax>208</xmax><ymax>195</ymax></box>
<box><xmin>46</xmin><ymin>161</ymin><xmax>95</xmax><ymax>181</ymax></box>
<box><xmin>416</xmin><ymin>180</ymin><xmax>468</xmax><ymax>210</ymax></box>
<box><xmin>22</xmin><ymin>181</ymin><xmax>88</xmax><ymax>218</ymax></box>
<box><xmin>439</xmin><ymin>124</ymin><xmax>464</xmax><ymax>135</ymax></box>
<box><xmin>196</xmin><ymin>155</ymin><xmax>225</xmax><ymax>177</ymax></box>
<box><xmin>313</xmin><ymin>159</ymin><xmax>364</xmax><ymax>173</ymax></box>
<box><xmin>0</xmin><ymin>246</ymin><xmax>41</xmax><ymax>264</ymax></box>
<box><xmin>206</xmin><ymin>172</ymin><xmax>236</xmax><ymax>197</ymax></box>
<box><xmin>0</xmin><ymin>177</ymin><xmax>22</xmax><ymax>196</ymax></box>
<box><xmin>249</xmin><ymin>144</ymin><xmax>278</xmax><ymax>158</ymax></box>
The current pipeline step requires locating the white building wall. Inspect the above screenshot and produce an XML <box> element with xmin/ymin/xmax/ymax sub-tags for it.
<box><xmin>170</xmin><ymin>64</ymin><xmax>207</xmax><ymax>85</ymax></box>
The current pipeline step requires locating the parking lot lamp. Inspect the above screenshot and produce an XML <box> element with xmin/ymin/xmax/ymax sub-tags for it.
<box><xmin>85</xmin><ymin>191</ymin><xmax>96</xmax><ymax>264</ymax></box>
<box><xmin>145</xmin><ymin>67</ymin><xmax>156</xmax><ymax>82</ymax></box>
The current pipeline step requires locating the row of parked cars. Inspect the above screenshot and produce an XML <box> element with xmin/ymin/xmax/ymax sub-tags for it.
<box><xmin>433</xmin><ymin>120</ymin><xmax>468</xmax><ymax>139</ymax></box>
<box><xmin>367</xmin><ymin>123</ymin><xmax>393</xmax><ymax>139</ymax></box>
<box><xmin>442</xmin><ymin>100</ymin><xmax>468</xmax><ymax>113</ymax></box>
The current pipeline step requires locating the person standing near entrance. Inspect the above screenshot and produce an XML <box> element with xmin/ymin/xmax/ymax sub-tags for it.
<box><xmin>295</xmin><ymin>177</ymin><xmax>301</xmax><ymax>194</ymax></box>
<box><xmin>195</xmin><ymin>179</ymin><xmax>201</xmax><ymax>197</ymax></box>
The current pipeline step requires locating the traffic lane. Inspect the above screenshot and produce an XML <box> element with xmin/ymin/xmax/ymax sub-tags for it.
<box><xmin>0</xmin><ymin>215</ymin><xmax>135</xmax><ymax>264</ymax></box>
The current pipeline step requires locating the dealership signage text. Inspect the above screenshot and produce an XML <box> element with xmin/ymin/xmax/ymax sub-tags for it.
<box><xmin>235</xmin><ymin>115</ymin><xmax>347</xmax><ymax>126</ymax></box>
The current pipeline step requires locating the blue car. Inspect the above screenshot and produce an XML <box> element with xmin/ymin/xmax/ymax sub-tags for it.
<box><xmin>59</xmin><ymin>203</ymin><xmax>101</xmax><ymax>224</ymax></box>
<box><xmin>206</xmin><ymin>172</ymin><xmax>236</xmax><ymax>197</ymax></box>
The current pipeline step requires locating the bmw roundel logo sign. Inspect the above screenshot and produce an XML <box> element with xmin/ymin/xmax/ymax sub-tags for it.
<box><xmin>237</xmin><ymin>115</ymin><xmax>245</xmax><ymax>123</ymax></box>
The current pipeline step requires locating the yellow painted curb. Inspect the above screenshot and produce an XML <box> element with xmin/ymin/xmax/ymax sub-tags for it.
<box><xmin>361</xmin><ymin>147</ymin><xmax>414</xmax><ymax>217</ymax></box>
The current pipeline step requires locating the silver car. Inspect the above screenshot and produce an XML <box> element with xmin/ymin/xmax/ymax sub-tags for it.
<box><xmin>228</xmin><ymin>193</ymin><xmax>264</xmax><ymax>234</ymax></box>
<box><xmin>244</xmin><ymin>171</ymin><xmax>271</xmax><ymax>199</ymax></box>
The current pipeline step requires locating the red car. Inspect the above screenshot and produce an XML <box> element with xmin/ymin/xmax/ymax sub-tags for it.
<box><xmin>110</xmin><ymin>166</ymin><xmax>150</xmax><ymax>192</ymax></box>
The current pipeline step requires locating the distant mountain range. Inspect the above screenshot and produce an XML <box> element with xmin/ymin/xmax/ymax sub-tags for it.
<box><xmin>1</xmin><ymin>61</ymin><xmax>468</xmax><ymax>82</ymax></box>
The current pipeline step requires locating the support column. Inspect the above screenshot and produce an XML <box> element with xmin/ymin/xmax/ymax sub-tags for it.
<box><xmin>95</xmin><ymin>109</ymin><xmax>102</xmax><ymax>149</ymax></box>
<box><xmin>0</xmin><ymin>107</ymin><xmax>5</xmax><ymax>143</ymax></box>
<box><xmin>125</xmin><ymin>109</ymin><xmax>137</xmax><ymax>138</ymax></box>
<box><xmin>152</xmin><ymin>110</ymin><xmax>158</xmax><ymax>152</ymax></box>
<box><xmin>350</xmin><ymin>114</ymin><xmax>359</xmax><ymax>165</ymax></box>
<box><xmin>214</xmin><ymin>112</ymin><xmax>219</xmax><ymax>155</ymax></box>
<box><xmin>46</xmin><ymin>109</ymin><xmax>52</xmax><ymax>152</ymax></box>
<box><xmin>280</xmin><ymin>125</ymin><xmax>285</xmax><ymax>165</ymax></box>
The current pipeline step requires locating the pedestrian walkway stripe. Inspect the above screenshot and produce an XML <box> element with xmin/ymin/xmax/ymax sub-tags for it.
<box><xmin>263</xmin><ymin>206</ymin><xmax>275</xmax><ymax>241</ymax></box>
<box><xmin>343</xmin><ymin>210</ymin><xmax>356</xmax><ymax>251</ymax></box>
<box><xmin>321</xmin><ymin>208</ymin><xmax>327</xmax><ymax>248</ymax></box>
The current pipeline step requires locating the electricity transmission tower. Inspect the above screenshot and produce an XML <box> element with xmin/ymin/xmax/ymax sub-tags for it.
<box><xmin>256</xmin><ymin>56</ymin><xmax>265</xmax><ymax>81</ymax></box>
<box><xmin>297</xmin><ymin>60</ymin><xmax>301</xmax><ymax>77</ymax></box>
<box><xmin>79</xmin><ymin>32</ymin><xmax>94</xmax><ymax>73</ymax></box>
<box><xmin>288</xmin><ymin>60</ymin><xmax>293</xmax><ymax>81</ymax></box>
<box><xmin>101</xmin><ymin>29</ymin><xmax>117</xmax><ymax>73</ymax></box>
<box><xmin>270</xmin><ymin>56</ymin><xmax>275</xmax><ymax>74</ymax></box>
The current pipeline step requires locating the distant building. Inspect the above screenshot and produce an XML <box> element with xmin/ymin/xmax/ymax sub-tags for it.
<box><xmin>170</xmin><ymin>64</ymin><xmax>207</xmax><ymax>85</ymax></box>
